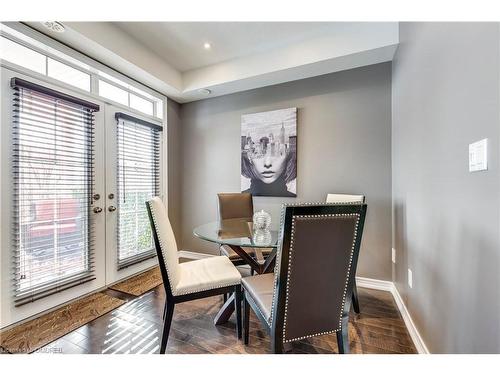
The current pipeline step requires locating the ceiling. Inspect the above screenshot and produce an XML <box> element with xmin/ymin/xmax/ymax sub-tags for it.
<box><xmin>114</xmin><ymin>22</ymin><xmax>351</xmax><ymax>72</ymax></box>
<box><xmin>22</xmin><ymin>22</ymin><xmax>399</xmax><ymax>102</ymax></box>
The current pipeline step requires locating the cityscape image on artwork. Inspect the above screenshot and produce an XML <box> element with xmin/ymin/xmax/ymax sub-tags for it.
<box><xmin>241</xmin><ymin>107</ymin><xmax>297</xmax><ymax>197</ymax></box>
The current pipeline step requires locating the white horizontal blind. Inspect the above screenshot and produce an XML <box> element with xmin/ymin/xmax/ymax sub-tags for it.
<box><xmin>116</xmin><ymin>113</ymin><xmax>161</xmax><ymax>269</ymax></box>
<box><xmin>11</xmin><ymin>78</ymin><xmax>98</xmax><ymax>306</ymax></box>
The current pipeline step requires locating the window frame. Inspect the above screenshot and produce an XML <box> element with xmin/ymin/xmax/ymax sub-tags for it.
<box><xmin>0</xmin><ymin>23</ymin><xmax>165</xmax><ymax>121</ymax></box>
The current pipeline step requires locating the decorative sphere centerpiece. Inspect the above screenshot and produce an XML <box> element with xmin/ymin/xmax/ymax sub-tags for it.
<box><xmin>253</xmin><ymin>210</ymin><xmax>271</xmax><ymax>231</ymax></box>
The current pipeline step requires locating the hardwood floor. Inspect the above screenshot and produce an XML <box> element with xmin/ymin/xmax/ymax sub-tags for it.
<box><xmin>35</xmin><ymin>286</ymin><xmax>417</xmax><ymax>354</ymax></box>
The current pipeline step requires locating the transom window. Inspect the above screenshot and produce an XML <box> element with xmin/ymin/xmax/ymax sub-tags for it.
<box><xmin>0</xmin><ymin>24</ymin><xmax>164</xmax><ymax>120</ymax></box>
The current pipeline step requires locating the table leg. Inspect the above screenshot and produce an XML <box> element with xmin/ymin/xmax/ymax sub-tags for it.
<box><xmin>214</xmin><ymin>246</ymin><xmax>277</xmax><ymax>325</ymax></box>
<box><xmin>260</xmin><ymin>248</ymin><xmax>278</xmax><ymax>273</ymax></box>
<box><xmin>228</xmin><ymin>245</ymin><xmax>261</xmax><ymax>274</ymax></box>
<box><xmin>214</xmin><ymin>293</ymin><xmax>235</xmax><ymax>325</ymax></box>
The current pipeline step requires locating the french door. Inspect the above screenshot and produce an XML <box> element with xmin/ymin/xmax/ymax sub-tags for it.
<box><xmin>104</xmin><ymin>105</ymin><xmax>162</xmax><ymax>285</ymax></box>
<box><xmin>0</xmin><ymin>68</ymin><xmax>163</xmax><ymax>328</ymax></box>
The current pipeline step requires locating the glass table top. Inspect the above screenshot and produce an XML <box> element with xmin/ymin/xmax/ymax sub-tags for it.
<box><xmin>193</xmin><ymin>218</ymin><xmax>279</xmax><ymax>248</ymax></box>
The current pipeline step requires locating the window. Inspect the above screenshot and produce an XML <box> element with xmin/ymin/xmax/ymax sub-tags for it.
<box><xmin>116</xmin><ymin>113</ymin><xmax>161</xmax><ymax>269</ymax></box>
<box><xmin>11</xmin><ymin>77</ymin><xmax>99</xmax><ymax>305</ymax></box>
<box><xmin>98</xmin><ymin>80</ymin><xmax>129</xmax><ymax>106</ymax></box>
<box><xmin>130</xmin><ymin>93</ymin><xmax>154</xmax><ymax>116</ymax></box>
<box><xmin>0</xmin><ymin>36</ymin><xmax>45</xmax><ymax>75</ymax></box>
<box><xmin>1</xmin><ymin>25</ymin><xmax>164</xmax><ymax>119</ymax></box>
<box><xmin>99</xmin><ymin>76</ymin><xmax>159</xmax><ymax>118</ymax></box>
<box><xmin>47</xmin><ymin>58</ymin><xmax>90</xmax><ymax>92</ymax></box>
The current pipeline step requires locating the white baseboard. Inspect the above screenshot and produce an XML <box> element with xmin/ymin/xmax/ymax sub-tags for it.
<box><xmin>178</xmin><ymin>250</ymin><xmax>429</xmax><ymax>353</ymax></box>
<box><xmin>355</xmin><ymin>276</ymin><xmax>393</xmax><ymax>291</ymax></box>
<box><xmin>390</xmin><ymin>283</ymin><xmax>430</xmax><ymax>354</ymax></box>
<box><xmin>356</xmin><ymin>276</ymin><xmax>429</xmax><ymax>354</ymax></box>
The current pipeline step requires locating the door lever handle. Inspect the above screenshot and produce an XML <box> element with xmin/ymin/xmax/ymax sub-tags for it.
<box><xmin>108</xmin><ymin>205</ymin><xmax>117</xmax><ymax>212</ymax></box>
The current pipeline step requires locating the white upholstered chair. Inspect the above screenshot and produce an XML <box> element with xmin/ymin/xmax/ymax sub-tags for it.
<box><xmin>326</xmin><ymin>193</ymin><xmax>366</xmax><ymax>313</ymax></box>
<box><xmin>146</xmin><ymin>197</ymin><xmax>242</xmax><ymax>353</ymax></box>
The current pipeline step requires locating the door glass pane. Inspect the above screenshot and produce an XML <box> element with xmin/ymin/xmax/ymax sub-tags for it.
<box><xmin>116</xmin><ymin>117</ymin><xmax>160</xmax><ymax>268</ymax></box>
<box><xmin>12</xmin><ymin>86</ymin><xmax>96</xmax><ymax>303</ymax></box>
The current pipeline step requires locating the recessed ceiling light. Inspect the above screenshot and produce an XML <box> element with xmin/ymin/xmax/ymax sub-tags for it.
<box><xmin>198</xmin><ymin>88</ymin><xmax>212</xmax><ymax>95</ymax></box>
<box><xmin>203</xmin><ymin>42</ymin><xmax>211</xmax><ymax>50</ymax></box>
<box><xmin>41</xmin><ymin>21</ymin><xmax>65</xmax><ymax>33</ymax></box>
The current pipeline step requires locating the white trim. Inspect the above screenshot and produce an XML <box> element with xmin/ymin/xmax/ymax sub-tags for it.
<box><xmin>390</xmin><ymin>283</ymin><xmax>430</xmax><ymax>354</ymax></box>
<box><xmin>176</xmin><ymin>250</ymin><xmax>430</xmax><ymax>354</ymax></box>
<box><xmin>356</xmin><ymin>276</ymin><xmax>430</xmax><ymax>354</ymax></box>
<box><xmin>355</xmin><ymin>276</ymin><xmax>393</xmax><ymax>291</ymax></box>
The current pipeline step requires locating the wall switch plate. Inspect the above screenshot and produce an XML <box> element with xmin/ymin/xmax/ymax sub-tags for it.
<box><xmin>469</xmin><ymin>138</ymin><xmax>488</xmax><ymax>172</ymax></box>
<box><xmin>408</xmin><ymin>268</ymin><xmax>413</xmax><ymax>288</ymax></box>
<box><xmin>392</xmin><ymin>248</ymin><xmax>396</xmax><ymax>264</ymax></box>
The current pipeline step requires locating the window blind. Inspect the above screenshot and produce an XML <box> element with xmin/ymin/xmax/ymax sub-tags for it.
<box><xmin>116</xmin><ymin>113</ymin><xmax>161</xmax><ymax>269</ymax></box>
<box><xmin>11</xmin><ymin>78</ymin><xmax>99</xmax><ymax>306</ymax></box>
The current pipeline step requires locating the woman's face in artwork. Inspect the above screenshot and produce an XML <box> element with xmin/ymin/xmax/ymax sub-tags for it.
<box><xmin>250</xmin><ymin>147</ymin><xmax>287</xmax><ymax>184</ymax></box>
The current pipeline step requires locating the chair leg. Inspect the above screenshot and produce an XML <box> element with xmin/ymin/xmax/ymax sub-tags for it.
<box><xmin>336</xmin><ymin>315</ymin><xmax>349</xmax><ymax>354</ymax></box>
<box><xmin>352</xmin><ymin>278</ymin><xmax>360</xmax><ymax>314</ymax></box>
<box><xmin>243</xmin><ymin>292</ymin><xmax>250</xmax><ymax>345</ymax></box>
<box><xmin>160</xmin><ymin>300</ymin><xmax>175</xmax><ymax>354</ymax></box>
<box><xmin>234</xmin><ymin>285</ymin><xmax>242</xmax><ymax>339</ymax></box>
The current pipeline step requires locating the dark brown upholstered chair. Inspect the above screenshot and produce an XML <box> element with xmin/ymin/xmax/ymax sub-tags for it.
<box><xmin>326</xmin><ymin>193</ymin><xmax>366</xmax><ymax>314</ymax></box>
<box><xmin>217</xmin><ymin>193</ymin><xmax>272</xmax><ymax>266</ymax></box>
<box><xmin>242</xmin><ymin>203</ymin><xmax>367</xmax><ymax>354</ymax></box>
<box><xmin>146</xmin><ymin>197</ymin><xmax>242</xmax><ymax>353</ymax></box>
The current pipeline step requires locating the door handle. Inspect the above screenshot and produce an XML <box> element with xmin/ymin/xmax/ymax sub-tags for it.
<box><xmin>93</xmin><ymin>207</ymin><xmax>103</xmax><ymax>214</ymax></box>
<box><xmin>108</xmin><ymin>205</ymin><xmax>117</xmax><ymax>212</ymax></box>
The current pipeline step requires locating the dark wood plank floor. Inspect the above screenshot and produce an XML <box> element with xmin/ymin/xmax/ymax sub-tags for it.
<box><xmin>35</xmin><ymin>285</ymin><xmax>417</xmax><ymax>354</ymax></box>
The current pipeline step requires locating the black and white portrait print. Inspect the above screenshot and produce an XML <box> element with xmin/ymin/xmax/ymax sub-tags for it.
<box><xmin>241</xmin><ymin>108</ymin><xmax>297</xmax><ymax>197</ymax></box>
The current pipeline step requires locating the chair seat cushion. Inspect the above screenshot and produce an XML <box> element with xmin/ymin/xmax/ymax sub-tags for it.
<box><xmin>241</xmin><ymin>273</ymin><xmax>275</xmax><ymax>324</ymax></box>
<box><xmin>173</xmin><ymin>256</ymin><xmax>241</xmax><ymax>296</ymax></box>
<box><xmin>220</xmin><ymin>244</ymin><xmax>273</xmax><ymax>260</ymax></box>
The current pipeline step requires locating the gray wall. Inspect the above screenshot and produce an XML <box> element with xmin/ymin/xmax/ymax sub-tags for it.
<box><xmin>392</xmin><ymin>23</ymin><xmax>500</xmax><ymax>353</ymax></box>
<box><xmin>178</xmin><ymin>63</ymin><xmax>392</xmax><ymax>281</ymax></box>
<box><xmin>166</xmin><ymin>98</ymin><xmax>182</xmax><ymax>238</ymax></box>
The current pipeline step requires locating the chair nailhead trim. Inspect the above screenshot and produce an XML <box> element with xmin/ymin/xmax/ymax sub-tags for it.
<box><xmin>268</xmin><ymin>202</ymin><xmax>363</xmax><ymax>327</ymax></box>
<box><xmin>174</xmin><ymin>281</ymin><xmax>241</xmax><ymax>296</ymax></box>
<box><xmin>279</xmin><ymin>211</ymin><xmax>361</xmax><ymax>343</ymax></box>
<box><xmin>149</xmin><ymin>200</ymin><xmax>241</xmax><ymax>297</ymax></box>
<box><xmin>148</xmin><ymin>201</ymin><xmax>177</xmax><ymax>292</ymax></box>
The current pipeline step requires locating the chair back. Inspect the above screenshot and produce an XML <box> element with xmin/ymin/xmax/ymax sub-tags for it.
<box><xmin>270</xmin><ymin>203</ymin><xmax>367</xmax><ymax>343</ymax></box>
<box><xmin>217</xmin><ymin>192</ymin><xmax>254</xmax><ymax>220</ymax></box>
<box><xmin>146</xmin><ymin>197</ymin><xmax>180</xmax><ymax>297</ymax></box>
<box><xmin>326</xmin><ymin>193</ymin><xmax>365</xmax><ymax>204</ymax></box>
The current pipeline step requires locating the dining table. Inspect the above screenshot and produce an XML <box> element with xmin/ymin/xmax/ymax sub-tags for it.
<box><xmin>193</xmin><ymin>218</ymin><xmax>279</xmax><ymax>325</ymax></box>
